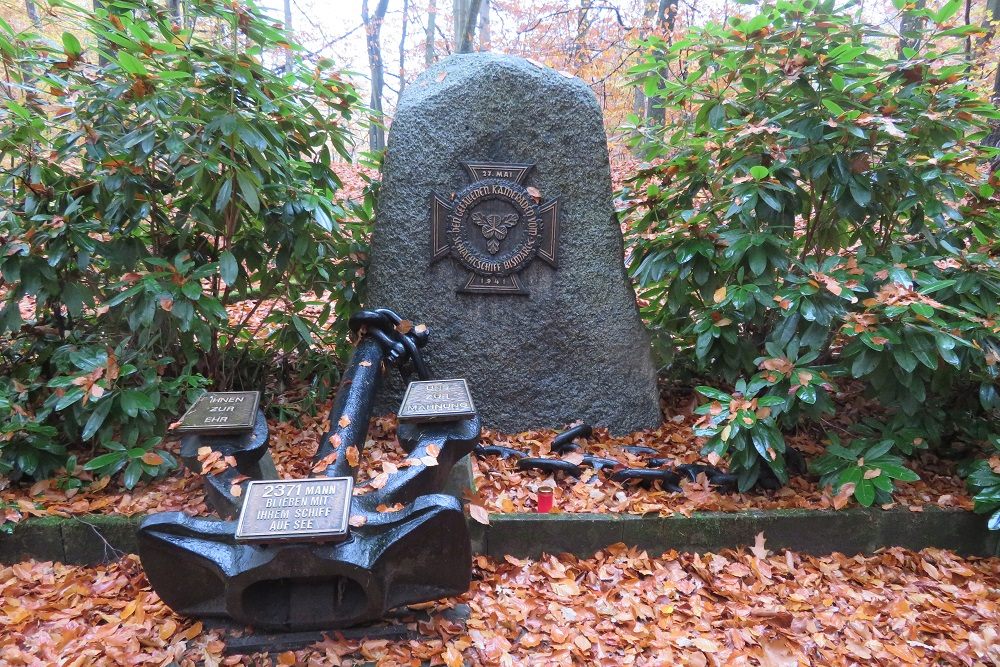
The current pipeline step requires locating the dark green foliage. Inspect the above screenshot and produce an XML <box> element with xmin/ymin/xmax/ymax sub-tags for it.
<box><xmin>960</xmin><ymin>436</ymin><xmax>1000</xmax><ymax>530</ymax></box>
<box><xmin>0</xmin><ymin>0</ymin><xmax>366</xmax><ymax>485</ymax></box>
<box><xmin>626</xmin><ymin>0</ymin><xmax>1000</xmax><ymax>510</ymax></box>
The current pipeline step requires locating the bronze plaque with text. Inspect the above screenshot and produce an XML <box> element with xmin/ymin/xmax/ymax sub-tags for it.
<box><xmin>397</xmin><ymin>379</ymin><xmax>476</xmax><ymax>423</ymax></box>
<box><xmin>176</xmin><ymin>391</ymin><xmax>260</xmax><ymax>434</ymax></box>
<box><xmin>235</xmin><ymin>478</ymin><xmax>353</xmax><ymax>543</ymax></box>
<box><xmin>430</xmin><ymin>162</ymin><xmax>560</xmax><ymax>295</ymax></box>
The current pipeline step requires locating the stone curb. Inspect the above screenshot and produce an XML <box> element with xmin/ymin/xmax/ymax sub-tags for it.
<box><xmin>3</xmin><ymin>457</ymin><xmax>997</xmax><ymax>564</ymax></box>
<box><xmin>1</xmin><ymin>514</ymin><xmax>144</xmax><ymax>565</ymax></box>
<box><xmin>468</xmin><ymin>506</ymin><xmax>1000</xmax><ymax>559</ymax></box>
<box><xmin>3</xmin><ymin>506</ymin><xmax>997</xmax><ymax>565</ymax></box>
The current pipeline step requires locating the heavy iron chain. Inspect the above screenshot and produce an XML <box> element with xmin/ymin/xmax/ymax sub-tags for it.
<box><xmin>474</xmin><ymin>424</ymin><xmax>806</xmax><ymax>493</ymax></box>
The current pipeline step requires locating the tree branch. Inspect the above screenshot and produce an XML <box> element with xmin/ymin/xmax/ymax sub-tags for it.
<box><xmin>518</xmin><ymin>3</ymin><xmax>632</xmax><ymax>36</ymax></box>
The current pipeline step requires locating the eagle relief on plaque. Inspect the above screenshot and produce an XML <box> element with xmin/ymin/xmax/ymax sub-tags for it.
<box><xmin>431</xmin><ymin>161</ymin><xmax>559</xmax><ymax>295</ymax></box>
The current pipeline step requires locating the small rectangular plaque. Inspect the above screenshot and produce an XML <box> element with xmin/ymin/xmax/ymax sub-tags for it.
<box><xmin>177</xmin><ymin>391</ymin><xmax>260</xmax><ymax>434</ymax></box>
<box><xmin>235</xmin><ymin>478</ymin><xmax>353</xmax><ymax>543</ymax></box>
<box><xmin>398</xmin><ymin>379</ymin><xmax>476</xmax><ymax>423</ymax></box>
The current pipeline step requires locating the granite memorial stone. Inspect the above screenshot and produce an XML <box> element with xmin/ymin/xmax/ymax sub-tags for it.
<box><xmin>367</xmin><ymin>52</ymin><xmax>660</xmax><ymax>433</ymax></box>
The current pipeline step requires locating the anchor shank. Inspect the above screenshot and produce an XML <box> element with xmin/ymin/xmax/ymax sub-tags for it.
<box><xmin>318</xmin><ymin>336</ymin><xmax>385</xmax><ymax>480</ymax></box>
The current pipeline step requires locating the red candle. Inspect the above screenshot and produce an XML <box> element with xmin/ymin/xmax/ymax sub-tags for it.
<box><xmin>536</xmin><ymin>486</ymin><xmax>554</xmax><ymax>513</ymax></box>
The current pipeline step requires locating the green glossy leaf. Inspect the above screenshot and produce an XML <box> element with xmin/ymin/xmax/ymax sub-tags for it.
<box><xmin>852</xmin><ymin>350</ymin><xmax>877</xmax><ymax>377</ymax></box>
<box><xmin>117</xmin><ymin>52</ymin><xmax>148</xmax><ymax>75</ymax></box>
<box><xmin>756</xmin><ymin>396</ymin><xmax>786</xmax><ymax>407</ymax></box>
<box><xmin>120</xmin><ymin>390</ymin><xmax>155</xmax><ymax>417</ymax></box>
<box><xmin>106</xmin><ymin>284</ymin><xmax>145</xmax><ymax>308</ymax></box>
<box><xmin>81</xmin><ymin>398</ymin><xmax>114</xmax><ymax>441</ymax></box>
<box><xmin>313</xmin><ymin>204</ymin><xmax>334</xmax><ymax>232</ymax></box>
<box><xmin>696</xmin><ymin>386</ymin><xmax>732</xmax><ymax>402</ymax></box>
<box><xmin>800</xmin><ymin>299</ymin><xmax>818</xmax><ymax>322</ymax></box>
<box><xmin>123</xmin><ymin>460</ymin><xmax>142</xmax><ymax>489</ymax></box>
<box><xmin>796</xmin><ymin>384</ymin><xmax>817</xmax><ymax>404</ymax></box>
<box><xmin>849</xmin><ymin>180</ymin><xmax>871</xmax><ymax>207</ymax></box>
<box><xmin>981</xmin><ymin>383</ymin><xmax>999</xmax><ymax>411</ymax></box>
<box><xmin>181</xmin><ymin>280</ymin><xmax>202</xmax><ymax>300</ymax></box>
<box><xmin>219</xmin><ymin>251</ymin><xmax>239</xmax><ymax>285</ymax></box>
<box><xmin>766</xmin><ymin>449</ymin><xmax>788</xmax><ymax>484</ymax></box>
<box><xmin>854</xmin><ymin>478</ymin><xmax>875</xmax><ymax>507</ymax></box>
<box><xmin>82</xmin><ymin>451</ymin><xmax>125</xmax><ymax>471</ymax></box>
<box><xmin>55</xmin><ymin>387</ymin><xmax>86</xmax><ymax>411</ymax></box>
<box><xmin>695</xmin><ymin>331</ymin><xmax>713</xmax><ymax>359</ymax></box>
<box><xmin>822</xmin><ymin>99</ymin><xmax>845</xmax><ymax>116</ymax></box>
<box><xmin>936</xmin><ymin>335</ymin><xmax>960</xmax><ymax>366</ymax></box>
<box><xmin>934</xmin><ymin>0</ymin><xmax>962</xmax><ymax>22</ymax></box>
<box><xmin>62</xmin><ymin>282</ymin><xmax>89</xmax><ymax>317</ymax></box>
<box><xmin>214</xmin><ymin>178</ymin><xmax>233</xmax><ymax>213</ymax></box>
<box><xmin>861</xmin><ymin>332</ymin><xmax>885</xmax><ymax>351</ymax></box>
<box><xmin>878</xmin><ymin>463</ymin><xmax>920</xmax><ymax>482</ymax></box>
<box><xmin>747</xmin><ymin>424</ymin><xmax>766</xmax><ymax>456</ymax></box>
<box><xmin>892</xmin><ymin>347</ymin><xmax>918</xmax><ymax>373</ymax></box>
<box><xmin>62</xmin><ymin>32</ymin><xmax>82</xmax><ymax>57</ymax></box>
<box><xmin>758</xmin><ymin>188</ymin><xmax>783</xmax><ymax>211</ymax></box>
<box><xmin>291</xmin><ymin>315</ymin><xmax>314</xmax><ymax>345</ymax></box>
<box><xmin>236</xmin><ymin>171</ymin><xmax>260</xmax><ymax>213</ymax></box>
<box><xmin>906</xmin><ymin>333</ymin><xmax>937</xmax><ymax>369</ymax></box>
<box><xmin>917</xmin><ymin>279</ymin><xmax>955</xmax><ymax>295</ymax></box>
<box><xmin>748</xmin><ymin>246</ymin><xmax>767</xmax><ymax>276</ymax></box>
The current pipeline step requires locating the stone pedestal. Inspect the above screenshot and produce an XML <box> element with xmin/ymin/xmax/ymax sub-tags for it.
<box><xmin>367</xmin><ymin>53</ymin><xmax>660</xmax><ymax>434</ymax></box>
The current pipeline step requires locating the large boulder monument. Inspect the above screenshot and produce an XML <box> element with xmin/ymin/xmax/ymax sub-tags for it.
<box><xmin>367</xmin><ymin>53</ymin><xmax>660</xmax><ymax>434</ymax></box>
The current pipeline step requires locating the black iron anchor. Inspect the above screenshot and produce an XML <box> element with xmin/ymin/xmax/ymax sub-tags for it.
<box><xmin>138</xmin><ymin>309</ymin><xmax>481</xmax><ymax>632</ymax></box>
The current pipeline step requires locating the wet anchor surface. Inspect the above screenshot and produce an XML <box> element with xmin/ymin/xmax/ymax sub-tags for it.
<box><xmin>138</xmin><ymin>309</ymin><xmax>481</xmax><ymax>631</ymax></box>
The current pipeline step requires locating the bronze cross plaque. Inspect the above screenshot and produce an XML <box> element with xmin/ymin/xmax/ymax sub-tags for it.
<box><xmin>176</xmin><ymin>391</ymin><xmax>260</xmax><ymax>435</ymax></box>
<box><xmin>235</xmin><ymin>478</ymin><xmax>354</xmax><ymax>543</ymax></box>
<box><xmin>431</xmin><ymin>162</ymin><xmax>559</xmax><ymax>295</ymax></box>
<box><xmin>398</xmin><ymin>379</ymin><xmax>476</xmax><ymax>423</ymax></box>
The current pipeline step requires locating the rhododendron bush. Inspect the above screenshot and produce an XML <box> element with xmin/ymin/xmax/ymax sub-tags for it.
<box><xmin>0</xmin><ymin>0</ymin><xmax>368</xmax><ymax>486</ymax></box>
<box><xmin>624</xmin><ymin>0</ymin><xmax>1000</xmax><ymax>519</ymax></box>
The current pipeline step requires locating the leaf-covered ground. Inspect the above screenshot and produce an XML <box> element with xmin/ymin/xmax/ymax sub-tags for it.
<box><xmin>1</xmin><ymin>544</ymin><xmax>998</xmax><ymax>665</ymax></box>
<box><xmin>469</xmin><ymin>418</ymin><xmax>972</xmax><ymax>517</ymax></box>
<box><xmin>0</xmin><ymin>404</ymin><xmax>973</xmax><ymax>527</ymax></box>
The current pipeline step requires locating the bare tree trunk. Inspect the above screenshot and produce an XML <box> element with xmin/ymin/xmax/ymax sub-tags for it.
<box><xmin>631</xmin><ymin>0</ymin><xmax>658</xmax><ymax>122</ymax></box>
<box><xmin>20</xmin><ymin>0</ymin><xmax>41</xmax><ymax>93</ymax></box>
<box><xmin>425</xmin><ymin>0</ymin><xmax>437</xmax><ymax>65</ymax></box>
<box><xmin>645</xmin><ymin>0</ymin><xmax>678</xmax><ymax>125</ymax></box>
<box><xmin>25</xmin><ymin>0</ymin><xmax>42</xmax><ymax>27</ymax></box>
<box><xmin>993</xmin><ymin>54</ymin><xmax>1000</xmax><ymax>106</ymax></box>
<box><xmin>977</xmin><ymin>0</ymin><xmax>1000</xmax><ymax>57</ymax></box>
<box><xmin>452</xmin><ymin>0</ymin><xmax>465</xmax><ymax>48</ymax></box>
<box><xmin>399</xmin><ymin>0</ymin><xmax>409</xmax><ymax>96</ymax></box>
<box><xmin>93</xmin><ymin>0</ymin><xmax>110</xmax><ymax>65</ymax></box>
<box><xmin>456</xmin><ymin>0</ymin><xmax>481</xmax><ymax>53</ymax></box>
<box><xmin>167</xmin><ymin>0</ymin><xmax>181</xmax><ymax>25</ymax></box>
<box><xmin>965</xmin><ymin>0</ymin><xmax>973</xmax><ymax>63</ymax></box>
<box><xmin>985</xmin><ymin>0</ymin><xmax>1000</xmax><ymax>162</ymax></box>
<box><xmin>657</xmin><ymin>0</ymin><xmax>679</xmax><ymax>36</ymax></box>
<box><xmin>898</xmin><ymin>0</ymin><xmax>926</xmax><ymax>57</ymax></box>
<box><xmin>283</xmin><ymin>0</ymin><xmax>293</xmax><ymax>73</ymax></box>
<box><xmin>478</xmin><ymin>0</ymin><xmax>490</xmax><ymax>51</ymax></box>
<box><xmin>573</xmin><ymin>0</ymin><xmax>593</xmax><ymax>65</ymax></box>
<box><xmin>362</xmin><ymin>0</ymin><xmax>391</xmax><ymax>152</ymax></box>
